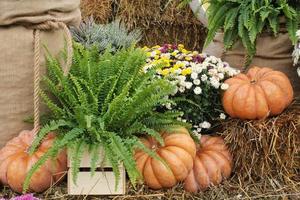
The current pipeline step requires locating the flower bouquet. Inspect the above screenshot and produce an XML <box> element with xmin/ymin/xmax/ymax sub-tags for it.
<box><xmin>143</xmin><ymin>44</ymin><xmax>239</xmax><ymax>133</ymax></box>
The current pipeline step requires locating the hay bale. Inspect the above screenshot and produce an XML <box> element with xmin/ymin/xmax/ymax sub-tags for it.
<box><xmin>160</xmin><ymin>0</ymin><xmax>200</xmax><ymax>25</ymax></box>
<box><xmin>218</xmin><ymin>104</ymin><xmax>300</xmax><ymax>185</ymax></box>
<box><xmin>138</xmin><ymin>22</ymin><xmax>207</xmax><ymax>51</ymax></box>
<box><xmin>80</xmin><ymin>0</ymin><xmax>112</xmax><ymax>23</ymax></box>
<box><xmin>118</xmin><ymin>0</ymin><xmax>161</xmax><ymax>27</ymax></box>
<box><xmin>80</xmin><ymin>0</ymin><xmax>207</xmax><ymax>51</ymax></box>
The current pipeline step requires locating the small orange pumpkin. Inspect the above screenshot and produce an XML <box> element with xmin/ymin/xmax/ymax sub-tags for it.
<box><xmin>184</xmin><ymin>135</ymin><xmax>232</xmax><ymax>192</ymax></box>
<box><xmin>0</xmin><ymin>130</ymin><xmax>67</xmax><ymax>193</ymax></box>
<box><xmin>223</xmin><ymin>67</ymin><xmax>293</xmax><ymax>119</ymax></box>
<box><xmin>135</xmin><ymin>127</ymin><xmax>196</xmax><ymax>189</ymax></box>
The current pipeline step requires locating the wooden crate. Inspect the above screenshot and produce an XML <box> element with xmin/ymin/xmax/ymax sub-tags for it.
<box><xmin>67</xmin><ymin>149</ymin><xmax>126</xmax><ymax>195</ymax></box>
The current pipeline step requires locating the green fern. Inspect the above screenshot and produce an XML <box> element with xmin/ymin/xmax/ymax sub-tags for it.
<box><xmin>23</xmin><ymin>43</ymin><xmax>189</xmax><ymax>192</ymax></box>
<box><xmin>203</xmin><ymin>0</ymin><xmax>300</xmax><ymax>68</ymax></box>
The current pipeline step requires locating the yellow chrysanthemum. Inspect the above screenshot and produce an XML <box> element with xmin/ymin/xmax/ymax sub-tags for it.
<box><xmin>161</xmin><ymin>69</ymin><xmax>170</xmax><ymax>76</ymax></box>
<box><xmin>142</xmin><ymin>46</ymin><xmax>150</xmax><ymax>51</ymax></box>
<box><xmin>182</xmin><ymin>49</ymin><xmax>189</xmax><ymax>54</ymax></box>
<box><xmin>171</xmin><ymin>51</ymin><xmax>178</xmax><ymax>56</ymax></box>
<box><xmin>181</xmin><ymin>68</ymin><xmax>192</xmax><ymax>76</ymax></box>
<box><xmin>146</xmin><ymin>52</ymin><xmax>152</xmax><ymax>57</ymax></box>
<box><xmin>155</xmin><ymin>50</ymin><xmax>161</xmax><ymax>55</ymax></box>
<box><xmin>170</xmin><ymin>68</ymin><xmax>176</xmax><ymax>73</ymax></box>
<box><xmin>154</xmin><ymin>55</ymin><xmax>160</xmax><ymax>60</ymax></box>
<box><xmin>185</xmin><ymin>56</ymin><xmax>192</xmax><ymax>61</ymax></box>
<box><xmin>153</xmin><ymin>45</ymin><xmax>161</xmax><ymax>49</ymax></box>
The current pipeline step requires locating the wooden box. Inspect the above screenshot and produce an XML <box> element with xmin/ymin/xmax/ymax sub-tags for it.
<box><xmin>67</xmin><ymin>149</ymin><xmax>126</xmax><ymax>195</ymax></box>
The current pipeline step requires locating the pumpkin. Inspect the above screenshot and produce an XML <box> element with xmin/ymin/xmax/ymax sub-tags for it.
<box><xmin>134</xmin><ymin>127</ymin><xmax>196</xmax><ymax>189</ymax></box>
<box><xmin>184</xmin><ymin>135</ymin><xmax>232</xmax><ymax>192</ymax></box>
<box><xmin>0</xmin><ymin>130</ymin><xmax>67</xmax><ymax>193</ymax></box>
<box><xmin>222</xmin><ymin>67</ymin><xmax>293</xmax><ymax>119</ymax></box>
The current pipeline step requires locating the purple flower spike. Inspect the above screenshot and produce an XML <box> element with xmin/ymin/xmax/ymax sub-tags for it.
<box><xmin>11</xmin><ymin>194</ymin><xmax>40</xmax><ymax>200</ymax></box>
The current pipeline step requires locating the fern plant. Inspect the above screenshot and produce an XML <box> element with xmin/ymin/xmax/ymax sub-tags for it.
<box><xmin>71</xmin><ymin>17</ymin><xmax>142</xmax><ymax>53</ymax></box>
<box><xmin>23</xmin><ymin>43</ymin><xmax>189</xmax><ymax>192</ymax></box>
<box><xmin>203</xmin><ymin>0</ymin><xmax>300</xmax><ymax>66</ymax></box>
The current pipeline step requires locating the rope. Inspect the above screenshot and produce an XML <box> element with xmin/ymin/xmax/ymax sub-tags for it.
<box><xmin>31</xmin><ymin>21</ymin><xmax>72</xmax><ymax>137</ymax></box>
<box><xmin>33</xmin><ymin>29</ymin><xmax>41</xmax><ymax>135</ymax></box>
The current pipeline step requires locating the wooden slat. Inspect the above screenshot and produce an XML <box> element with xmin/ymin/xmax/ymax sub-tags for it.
<box><xmin>67</xmin><ymin>167</ymin><xmax>126</xmax><ymax>195</ymax></box>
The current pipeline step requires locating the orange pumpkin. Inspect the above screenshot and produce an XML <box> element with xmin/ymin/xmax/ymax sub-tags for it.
<box><xmin>0</xmin><ymin>130</ymin><xmax>67</xmax><ymax>193</ymax></box>
<box><xmin>223</xmin><ymin>67</ymin><xmax>293</xmax><ymax>119</ymax></box>
<box><xmin>135</xmin><ymin>127</ymin><xmax>196</xmax><ymax>189</ymax></box>
<box><xmin>184</xmin><ymin>135</ymin><xmax>232</xmax><ymax>192</ymax></box>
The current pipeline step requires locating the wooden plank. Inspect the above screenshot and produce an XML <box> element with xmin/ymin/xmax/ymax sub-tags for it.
<box><xmin>67</xmin><ymin>167</ymin><xmax>126</xmax><ymax>195</ymax></box>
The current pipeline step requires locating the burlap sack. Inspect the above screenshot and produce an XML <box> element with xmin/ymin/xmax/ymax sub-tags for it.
<box><xmin>0</xmin><ymin>0</ymin><xmax>81</xmax><ymax>148</ymax></box>
<box><xmin>204</xmin><ymin>32</ymin><xmax>300</xmax><ymax>97</ymax></box>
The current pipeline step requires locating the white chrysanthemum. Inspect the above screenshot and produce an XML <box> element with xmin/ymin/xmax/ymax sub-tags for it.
<box><xmin>193</xmin><ymin>79</ymin><xmax>201</xmax><ymax>85</ymax></box>
<box><xmin>185</xmin><ymin>82</ymin><xmax>193</xmax><ymax>89</ymax></box>
<box><xmin>194</xmin><ymin>87</ymin><xmax>202</xmax><ymax>94</ymax></box>
<box><xmin>297</xmin><ymin>67</ymin><xmax>300</xmax><ymax>77</ymax></box>
<box><xmin>296</xmin><ymin>30</ymin><xmax>300</xmax><ymax>37</ymax></box>
<box><xmin>220</xmin><ymin>113</ymin><xmax>226</xmax><ymax>120</ymax></box>
<box><xmin>191</xmin><ymin>72</ymin><xmax>198</xmax><ymax>80</ymax></box>
<box><xmin>200</xmin><ymin>121</ymin><xmax>211</xmax><ymax>129</ymax></box>
<box><xmin>210</xmin><ymin>77</ymin><xmax>220</xmax><ymax>89</ymax></box>
<box><xmin>218</xmin><ymin>73</ymin><xmax>225</xmax><ymax>80</ymax></box>
<box><xmin>221</xmin><ymin>83</ymin><xmax>229</xmax><ymax>90</ymax></box>
<box><xmin>202</xmin><ymin>62</ymin><xmax>209</xmax><ymax>69</ymax></box>
<box><xmin>177</xmin><ymin>75</ymin><xmax>186</xmax><ymax>82</ymax></box>
<box><xmin>201</xmin><ymin>74</ymin><xmax>208</xmax><ymax>81</ymax></box>
<box><xmin>293</xmin><ymin>43</ymin><xmax>300</xmax><ymax>66</ymax></box>
<box><xmin>197</xmin><ymin>128</ymin><xmax>202</xmax><ymax>133</ymax></box>
<box><xmin>179</xmin><ymin>86</ymin><xmax>185</xmax><ymax>93</ymax></box>
<box><xmin>208</xmin><ymin>68</ymin><xmax>218</xmax><ymax>76</ymax></box>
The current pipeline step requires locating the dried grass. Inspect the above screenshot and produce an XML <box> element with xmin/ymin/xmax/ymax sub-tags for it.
<box><xmin>139</xmin><ymin>22</ymin><xmax>206</xmax><ymax>51</ymax></box>
<box><xmin>218</xmin><ymin>103</ymin><xmax>300</xmax><ymax>186</ymax></box>
<box><xmin>80</xmin><ymin>0</ymin><xmax>112</xmax><ymax>23</ymax></box>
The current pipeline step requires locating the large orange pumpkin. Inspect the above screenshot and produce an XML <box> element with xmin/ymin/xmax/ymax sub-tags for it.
<box><xmin>223</xmin><ymin>67</ymin><xmax>293</xmax><ymax>119</ymax></box>
<box><xmin>135</xmin><ymin>127</ymin><xmax>196</xmax><ymax>189</ymax></box>
<box><xmin>184</xmin><ymin>135</ymin><xmax>232</xmax><ymax>192</ymax></box>
<box><xmin>0</xmin><ymin>130</ymin><xmax>67</xmax><ymax>193</ymax></box>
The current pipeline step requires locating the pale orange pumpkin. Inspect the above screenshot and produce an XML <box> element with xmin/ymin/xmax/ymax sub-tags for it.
<box><xmin>184</xmin><ymin>135</ymin><xmax>232</xmax><ymax>192</ymax></box>
<box><xmin>0</xmin><ymin>130</ymin><xmax>67</xmax><ymax>193</ymax></box>
<box><xmin>223</xmin><ymin>67</ymin><xmax>293</xmax><ymax>119</ymax></box>
<box><xmin>135</xmin><ymin>127</ymin><xmax>196</xmax><ymax>189</ymax></box>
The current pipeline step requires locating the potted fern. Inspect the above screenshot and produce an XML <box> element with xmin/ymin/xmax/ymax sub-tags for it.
<box><xmin>183</xmin><ymin>0</ymin><xmax>300</xmax><ymax>95</ymax></box>
<box><xmin>22</xmin><ymin>43</ymin><xmax>188</xmax><ymax>195</ymax></box>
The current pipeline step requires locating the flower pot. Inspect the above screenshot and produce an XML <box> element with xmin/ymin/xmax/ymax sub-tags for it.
<box><xmin>67</xmin><ymin>148</ymin><xmax>126</xmax><ymax>195</ymax></box>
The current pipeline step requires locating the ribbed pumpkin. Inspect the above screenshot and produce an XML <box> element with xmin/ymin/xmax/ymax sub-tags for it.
<box><xmin>222</xmin><ymin>67</ymin><xmax>293</xmax><ymax>119</ymax></box>
<box><xmin>0</xmin><ymin>130</ymin><xmax>67</xmax><ymax>193</ymax></box>
<box><xmin>135</xmin><ymin>127</ymin><xmax>196</xmax><ymax>189</ymax></box>
<box><xmin>184</xmin><ymin>135</ymin><xmax>232</xmax><ymax>192</ymax></box>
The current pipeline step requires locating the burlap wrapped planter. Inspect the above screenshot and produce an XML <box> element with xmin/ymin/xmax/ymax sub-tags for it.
<box><xmin>0</xmin><ymin>0</ymin><xmax>81</xmax><ymax>148</ymax></box>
